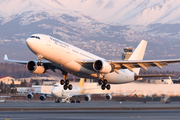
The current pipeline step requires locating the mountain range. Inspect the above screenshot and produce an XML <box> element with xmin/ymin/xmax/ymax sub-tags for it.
<box><xmin>1</xmin><ymin>0</ymin><xmax>180</xmax><ymax>25</ymax></box>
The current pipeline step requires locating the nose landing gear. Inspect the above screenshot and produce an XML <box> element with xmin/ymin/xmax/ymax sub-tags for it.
<box><xmin>98</xmin><ymin>79</ymin><xmax>111</xmax><ymax>90</ymax></box>
<box><xmin>37</xmin><ymin>54</ymin><xmax>43</xmax><ymax>66</ymax></box>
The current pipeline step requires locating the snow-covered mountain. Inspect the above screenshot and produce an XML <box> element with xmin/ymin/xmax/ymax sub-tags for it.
<box><xmin>1</xmin><ymin>0</ymin><xmax>180</xmax><ymax>26</ymax></box>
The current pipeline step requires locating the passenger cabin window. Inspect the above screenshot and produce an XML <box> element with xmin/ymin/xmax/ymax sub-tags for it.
<box><xmin>30</xmin><ymin>36</ymin><xmax>40</xmax><ymax>39</ymax></box>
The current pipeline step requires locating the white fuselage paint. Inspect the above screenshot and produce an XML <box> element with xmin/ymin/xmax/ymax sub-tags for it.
<box><xmin>26</xmin><ymin>34</ymin><xmax>135</xmax><ymax>84</ymax></box>
<box><xmin>51</xmin><ymin>84</ymin><xmax>82</xmax><ymax>98</ymax></box>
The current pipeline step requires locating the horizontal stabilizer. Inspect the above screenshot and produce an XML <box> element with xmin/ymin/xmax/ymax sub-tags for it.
<box><xmin>135</xmin><ymin>74</ymin><xmax>174</xmax><ymax>80</ymax></box>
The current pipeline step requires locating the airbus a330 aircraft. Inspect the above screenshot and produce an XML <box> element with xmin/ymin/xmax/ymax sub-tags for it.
<box><xmin>4</xmin><ymin>34</ymin><xmax>179</xmax><ymax>90</ymax></box>
<box><xmin>21</xmin><ymin>78</ymin><xmax>114</xmax><ymax>103</ymax></box>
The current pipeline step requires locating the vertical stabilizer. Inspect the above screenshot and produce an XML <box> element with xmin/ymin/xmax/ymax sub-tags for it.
<box><xmin>78</xmin><ymin>78</ymin><xmax>85</xmax><ymax>87</ymax></box>
<box><xmin>128</xmin><ymin>40</ymin><xmax>147</xmax><ymax>74</ymax></box>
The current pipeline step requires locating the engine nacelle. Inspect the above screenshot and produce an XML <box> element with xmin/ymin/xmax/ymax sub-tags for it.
<box><xmin>27</xmin><ymin>93</ymin><xmax>33</xmax><ymax>99</ymax></box>
<box><xmin>106</xmin><ymin>93</ymin><xmax>112</xmax><ymax>100</ymax></box>
<box><xmin>27</xmin><ymin>61</ymin><xmax>45</xmax><ymax>74</ymax></box>
<box><xmin>84</xmin><ymin>95</ymin><xmax>91</xmax><ymax>101</ymax></box>
<box><xmin>39</xmin><ymin>95</ymin><xmax>46</xmax><ymax>101</ymax></box>
<box><xmin>93</xmin><ymin>60</ymin><xmax>112</xmax><ymax>73</ymax></box>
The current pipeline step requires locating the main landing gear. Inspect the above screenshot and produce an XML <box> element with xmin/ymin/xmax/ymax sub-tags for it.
<box><xmin>60</xmin><ymin>79</ymin><xmax>73</xmax><ymax>90</ymax></box>
<box><xmin>70</xmin><ymin>99</ymin><xmax>81</xmax><ymax>103</ymax></box>
<box><xmin>55</xmin><ymin>98</ymin><xmax>60</xmax><ymax>103</ymax></box>
<box><xmin>60</xmin><ymin>72</ymin><xmax>73</xmax><ymax>90</ymax></box>
<box><xmin>98</xmin><ymin>79</ymin><xmax>111</xmax><ymax>90</ymax></box>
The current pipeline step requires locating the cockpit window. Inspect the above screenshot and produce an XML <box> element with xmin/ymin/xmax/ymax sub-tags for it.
<box><xmin>30</xmin><ymin>36</ymin><xmax>40</xmax><ymax>39</ymax></box>
<box><xmin>54</xmin><ymin>85</ymin><xmax>59</xmax><ymax>87</ymax></box>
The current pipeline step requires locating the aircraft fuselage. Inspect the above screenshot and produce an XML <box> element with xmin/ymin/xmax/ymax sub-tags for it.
<box><xmin>26</xmin><ymin>34</ymin><xmax>135</xmax><ymax>84</ymax></box>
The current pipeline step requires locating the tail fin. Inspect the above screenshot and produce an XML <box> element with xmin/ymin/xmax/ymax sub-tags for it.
<box><xmin>78</xmin><ymin>78</ymin><xmax>85</xmax><ymax>87</ymax></box>
<box><xmin>128</xmin><ymin>40</ymin><xmax>147</xmax><ymax>74</ymax></box>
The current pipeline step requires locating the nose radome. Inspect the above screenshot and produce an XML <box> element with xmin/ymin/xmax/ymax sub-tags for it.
<box><xmin>26</xmin><ymin>38</ymin><xmax>32</xmax><ymax>47</ymax></box>
<box><xmin>51</xmin><ymin>89</ymin><xmax>58</xmax><ymax>97</ymax></box>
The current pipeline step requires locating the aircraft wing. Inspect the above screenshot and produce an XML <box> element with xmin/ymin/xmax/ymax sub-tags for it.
<box><xmin>0</xmin><ymin>96</ymin><xmax>11</xmax><ymax>98</ymax></box>
<box><xmin>4</xmin><ymin>54</ymin><xmax>29</xmax><ymax>64</ymax></box>
<box><xmin>76</xmin><ymin>59</ymin><xmax>180</xmax><ymax>72</ymax></box>
<box><xmin>3</xmin><ymin>54</ymin><xmax>65</xmax><ymax>73</ymax></box>
<box><xmin>111</xmin><ymin>59</ymin><xmax>180</xmax><ymax>72</ymax></box>
<box><xmin>18</xmin><ymin>90</ymin><xmax>52</xmax><ymax>96</ymax></box>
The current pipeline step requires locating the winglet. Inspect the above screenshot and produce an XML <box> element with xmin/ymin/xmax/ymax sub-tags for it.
<box><xmin>78</xmin><ymin>78</ymin><xmax>85</xmax><ymax>87</ymax></box>
<box><xmin>4</xmin><ymin>54</ymin><xmax>8</xmax><ymax>60</ymax></box>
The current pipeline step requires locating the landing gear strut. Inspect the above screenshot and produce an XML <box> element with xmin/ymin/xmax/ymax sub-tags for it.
<box><xmin>55</xmin><ymin>98</ymin><xmax>60</xmax><ymax>103</ymax></box>
<box><xmin>60</xmin><ymin>72</ymin><xmax>73</xmax><ymax>90</ymax></box>
<box><xmin>98</xmin><ymin>79</ymin><xmax>111</xmax><ymax>90</ymax></box>
<box><xmin>37</xmin><ymin>54</ymin><xmax>43</xmax><ymax>66</ymax></box>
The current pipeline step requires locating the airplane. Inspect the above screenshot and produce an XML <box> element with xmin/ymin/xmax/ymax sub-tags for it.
<box><xmin>19</xmin><ymin>78</ymin><xmax>118</xmax><ymax>103</ymax></box>
<box><xmin>4</xmin><ymin>34</ymin><xmax>179</xmax><ymax>90</ymax></box>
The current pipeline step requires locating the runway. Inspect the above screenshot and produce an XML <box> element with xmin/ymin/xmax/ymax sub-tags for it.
<box><xmin>1</xmin><ymin>101</ymin><xmax>180</xmax><ymax>110</ymax></box>
<box><xmin>0</xmin><ymin>101</ymin><xmax>180</xmax><ymax>120</ymax></box>
<box><xmin>1</xmin><ymin>110</ymin><xmax>180</xmax><ymax>120</ymax></box>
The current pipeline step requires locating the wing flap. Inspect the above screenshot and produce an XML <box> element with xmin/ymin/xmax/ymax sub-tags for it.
<box><xmin>112</xmin><ymin>59</ymin><xmax>179</xmax><ymax>72</ymax></box>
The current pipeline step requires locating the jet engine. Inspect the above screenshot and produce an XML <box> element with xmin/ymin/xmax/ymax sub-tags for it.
<box><xmin>39</xmin><ymin>95</ymin><xmax>46</xmax><ymax>101</ymax></box>
<box><xmin>27</xmin><ymin>61</ymin><xmax>45</xmax><ymax>74</ymax></box>
<box><xmin>106</xmin><ymin>93</ymin><xmax>112</xmax><ymax>100</ymax></box>
<box><xmin>93</xmin><ymin>60</ymin><xmax>112</xmax><ymax>73</ymax></box>
<box><xmin>84</xmin><ymin>95</ymin><xmax>91</xmax><ymax>101</ymax></box>
<box><xmin>27</xmin><ymin>93</ymin><xmax>33</xmax><ymax>99</ymax></box>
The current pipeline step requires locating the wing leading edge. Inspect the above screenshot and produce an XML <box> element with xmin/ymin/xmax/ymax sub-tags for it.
<box><xmin>3</xmin><ymin>54</ymin><xmax>65</xmax><ymax>73</ymax></box>
<box><xmin>75</xmin><ymin>59</ymin><xmax>180</xmax><ymax>73</ymax></box>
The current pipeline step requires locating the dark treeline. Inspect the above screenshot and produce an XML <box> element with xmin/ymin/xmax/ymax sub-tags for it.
<box><xmin>0</xmin><ymin>80</ymin><xmax>32</xmax><ymax>94</ymax></box>
<box><xmin>0</xmin><ymin>62</ymin><xmax>48</xmax><ymax>78</ymax></box>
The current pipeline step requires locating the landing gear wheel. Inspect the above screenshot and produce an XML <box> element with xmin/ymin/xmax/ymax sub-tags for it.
<box><xmin>71</xmin><ymin>100</ymin><xmax>75</xmax><ymax>103</ymax></box>
<box><xmin>106</xmin><ymin>84</ymin><xmax>111</xmax><ymax>90</ymax></box>
<box><xmin>37</xmin><ymin>62</ymin><xmax>42</xmax><ymax>66</ymax></box>
<box><xmin>101</xmin><ymin>85</ymin><xmax>106</xmax><ymax>90</ymax></box>
<box><xmin>65</xmin><ymin>80</ymin><xmax>69</xmax><ymax>85</ymax></box>
<box><xmin>103</xmin><ymin>79</ymin><xmax>107</xmax><ymax>84</ymax></box>
<box><xmin>98</xmin><ymin>79</ymin><xmax>102</xmax><ymax>85</ymax></box>
<box><xmin>60</xmin><ymin>79</ymin><xmax>65</xmax><ymax>85</ymax></box>
<box><xmin>64</xmin><ymin>85</ymin><xmax>68</xmax><ymax>90</ymax></box>
<box><xmin>68</xmin><ymin>84</ymin><xmax>73</xmax><ymax>90</ymax></box>
<box><xmin>55</xmin><ymin>98</ymin><xmax>60</xmax><ymax>103</ymax></box>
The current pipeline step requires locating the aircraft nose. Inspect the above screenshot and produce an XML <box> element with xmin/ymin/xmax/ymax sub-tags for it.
<box><xmin>51</xmin><ymin>89</ymin><xmax>58</xmax><ymax>97</ymax></box>
<box><xmin>26</xmin><ymin>38</ymin><xmax>37</xmax><ymax>52</ymax></box>
<box><xmin>26</xmin><ymin>38</ymin><xmax>33</xmax><ymax>47</ymax></box>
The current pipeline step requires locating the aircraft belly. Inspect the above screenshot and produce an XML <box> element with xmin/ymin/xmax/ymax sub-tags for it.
<box><xmin>105</xmin><ymin>70</ymin><xmax>135</xmax><ymax>84</ymax></box>
<box><xmin>63</xmin><ymin>61</ymin><xmax>98</xmax><ymax>78</ymax></box>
